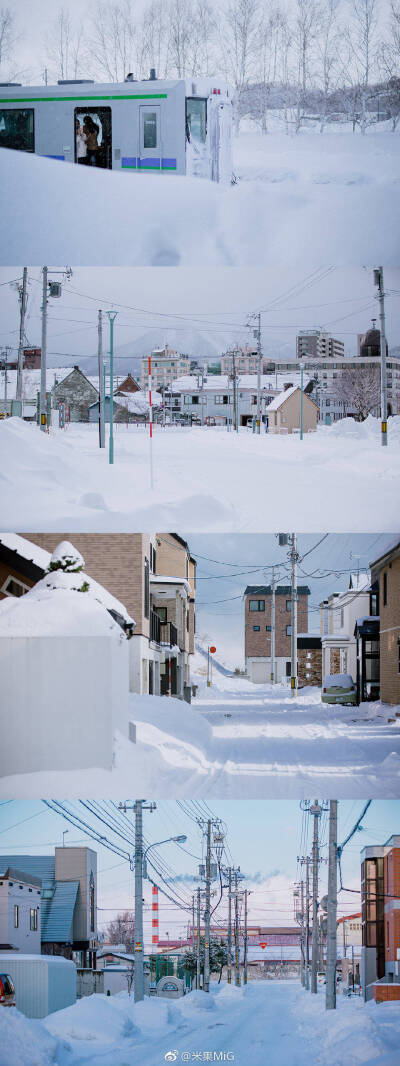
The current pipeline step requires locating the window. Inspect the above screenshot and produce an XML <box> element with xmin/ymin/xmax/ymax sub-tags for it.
<box><xmin>215</xmin><ymin>395</ymin><xmax>229</xmax><ymax>404</ymax></box>
<box><xmin>142</xmin><ymin>109</ymin><xmax>158</xmax><ymax>148</ymax></box>
<box><xmin>340</xmin><ymin>608</ymin><xmax>344</xmax><ymax>627</ymax></box>
<box><xmin>383</xmin><ymin>571</ymin><xmax>387</xmax><ymax>606</ymax></box>
<box><xmin>186</xmin><ymin>98</ymin><xmax>207</xmax><ymax>143</ymax></box>
<box><xmin>30</xmin><ymin>908</ymin><xmax>38</xmax><ymax>931</ymax></box>
<box><xmin>74</xmin><ymin>107</ymin><xmax>112</xmax><ymax>168</ymax></box>
<box><xmin>154</xmin><ymin>606</ymin><xmax>167</xmax><ymax>624</ymax></box>
<box><xmin>1</xmin><ymin>575</ymin><xmax>30</xmax><ymax>598</ymax></box>
<box><xmin>14</xmin><ymin>904</ymin><xmax>19</xmax><ymax>928</ymax></box>
<box><xmin>266</xmin><ymin>625</ymin><xmax>271</xmax><ymax>631</ymax></box>
<box><xmin>249</xmin><ymin>599</ymin><xmax>265</xmax><ymax>612</ymax></box>
<box><xmin>286</xmin><ymin>625</ymin><xmax>292</xmax><ymax>636</ymax></box>
<box><xmin>0</xmin><ymin>108</ymin><xmax>34</xmax><ymax>152</ymax></box>
<box><xmin>144</xmin><ymin>557</ymin><xmax>150</xmax><ymax>619</ymax></box>
<box><xmin>253</xmin><ymin>625</ymin><xmax>260</xmax><ymax>632</ymax></box>
<box><xmin>286</xmin><ymin>600</ymin><xmax>291</xmax><ymax>612</ymax></box>
<box><xmin>285</xmin><ymin>661</ymin><xmax>291</xmax><ymax>677</ymax></box>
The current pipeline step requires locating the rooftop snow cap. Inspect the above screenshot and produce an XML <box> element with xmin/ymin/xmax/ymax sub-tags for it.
<box><xmin>47</xmin><ymin>541</ymin><xmax>85</xmax><ymax>574</ymax></box>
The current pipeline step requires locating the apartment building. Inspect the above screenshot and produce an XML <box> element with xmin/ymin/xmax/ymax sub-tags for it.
<box><xmin>370</xmin><ymin>538</ymin><xmax>400</xmax><ymax>706</ymax></box>
<box><xmin>0</xmin><ymin>848</ymin><xmax>98</xmax><ymax>967</ymax></box>
<box><xmin>141</xmin><ymin>345</ymin><xmax>191</xmax><ymax>392</ymax></box>
<box><xmin>7</xmin><ymin>531</ymin><xmax>195</xmax><ymax>700</ymax></box>
<box><xmin>220</xmin><ymin>345</ymin><xmax>260</xmax><ymax>375</ymax></box>
<box><xmin>168</xmin><ymin>374</ymin><xmax>314</xmax><ymax>427</ymax></box>
<box><xmin>296</xmin><ymin>330</ymin><xmax>345</xmax><ymax>361</ymax></box>
<box><xmin>245</xmin><ymin>584</ymin><xmax>310</xmax><ymax>684</ymax></box>
<box><xmin>264</xmin><ymin>348</ymin><xmax>400</xmax><ymax>422</ymax></box>
<box><xmin>361</xmin><ymin>835</ymin><xmax>400</xmax><ymax>1001</ymax></box>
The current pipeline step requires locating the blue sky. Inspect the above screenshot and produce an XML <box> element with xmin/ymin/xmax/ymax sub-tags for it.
<box><xmin>185</xmin><ymin>532</ymin><xmax>394</xmax><ymax>666</ymax></box>
<box><xmin>1</xmin><ymin>799</ymin><xmax>398</xmax><ymax>941</ymax></box>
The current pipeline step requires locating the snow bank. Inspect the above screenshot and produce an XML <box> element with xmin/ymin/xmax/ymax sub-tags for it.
<box><xmin>1</xmin><ymin>124</ymin><xmax>399</xmax><ymax>265</ymax></box>
<box><xmin>2</xmin><ymin>415</ymin><xmax>400</xmax><ymax>532</ymax></box>
<box><xmin>45</xmin><ymin>993</ymin><xmax>139</xmax><ymax>1045</ymax></box>
<box><xmin>0</xmin><ymin>1008</ymin><xmax>60</xmax><ymax>1066</ymax></box>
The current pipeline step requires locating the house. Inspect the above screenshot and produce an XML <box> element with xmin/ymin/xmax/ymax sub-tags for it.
<box><xmin>244</xmin><ymin>584</ymin><xmax>310</xmax><ymax>684</ymax></box>
<box><xmin>297</xmin><ymin>634</ymin><xmax>322</xmax><ymax>688</ymax></box>
<box><xmin>369</xmin><ymin>538</ymin><xmax>400</xmax><ymax>706</ymax></box>
<box><xmin>168</xmin><ymin>374</ymin><xmax>312</xmax><ymax>427</ymax></box>
<box><xmin>0</xmin><ymin>867</ymin><xmax>42</xmax><ymax>953</ymax></box>
<box><xmin>114</xmin><ymin>373</ymin><xmax>140</xmax><ymax>394</ymax></box>
<box><xmin>0</xmin><ymin>366</ymin><xmax>72</xmax><ymax>420</ymax></box>
<box><xmin>320</xmin><ymin>573</ymin><xmax>372</xmax><ymax>687</ymax></box>
<box><xmin>88</xmin><ymin>389</ymin><xmax>162</xmax><ymax>425</ymax></box>
<box><xmin>266</xmin><ymin>385</ymin><xmax>318</xmax><ymax>434</ymax></box>
<box><xmin>53</xmin><ymin>365</ymin><xmax>99</xmax><ymax>421</ymax></box>
<box><xmin>0</xmin><ymin>847</ymin><xmax>98</xmax><ymax>968</ymax></box>
<box><xmin>20</xmin><ymin>532</ymin><xmax>196</xmax><ymax>700</ymax></box>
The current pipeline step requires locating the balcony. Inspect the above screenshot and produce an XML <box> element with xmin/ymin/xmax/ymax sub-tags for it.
<box><xmin>160</xmin><ymin>621</ymin><xmax>178</xmax><ymax>648</ymax></box>
<box><xmin>150</xmin><ymin>609</ymin><xmax>161</xmax><ymax>645</ymax></box>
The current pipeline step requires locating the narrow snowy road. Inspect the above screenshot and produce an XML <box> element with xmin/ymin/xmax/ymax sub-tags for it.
<box><xmin>4</xmin><ymin>980</ymin><xmax>400</xmax><ymax>1066</ymax></box>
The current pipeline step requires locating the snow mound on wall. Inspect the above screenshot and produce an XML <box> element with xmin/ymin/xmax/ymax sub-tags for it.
<box><xmin>45</xmin><ymin>993</ymin><xmax>139</xmax><ymax>1044</ymax></box>
<box><xmin>0</xmin><ymin>1008</ymin><xmax>60</xmax><ymax>1066</ymax></box>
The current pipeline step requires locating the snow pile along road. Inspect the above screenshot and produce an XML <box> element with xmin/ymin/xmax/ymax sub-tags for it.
<box><xmin>1</xmin><ymin>981</ymin><xmax>400</xmax><ymax>1066</ymax></box>
<box><xmin>1</xmin><ymin>415</ymin><xmax>400</xmax><ymax>531</ymax></box>
<box><xmin>1</xmin><ymin>124</ymin><xmax>399</xmax><ymax>265</ymax></box>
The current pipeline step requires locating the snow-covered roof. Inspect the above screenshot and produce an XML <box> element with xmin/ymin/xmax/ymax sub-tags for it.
<box><xmin>267</xmin><ymin>385</ymin><xmax>303</xmax><ymax>411</ymax></box>
<box><xmin>0</xmin><ymin>367</ymin><xmax>72</xmax><ymax>402</ymax></box>
<box><xmin>369</xmin><ymin>537</ymin><xmax>400</xmax><ymax>568</ymax></box>
<box><xmin>0</xmin><ymin>532</ymin><xmax>52</xmax><ymax>571</ymax></box>
<box><xmin>170</xmin><ymin>374</ymin><xmax>304</xmax><ymax>394</ymax></box>
<box><xmin>349</xmin><ymin>572</ymin><xmax>370</xmax><ymax>591</ymax></box>
<box><xmin>151</xmin><ymin>575</ymin><xmax>191</xmax><ymax>595</ymax></box>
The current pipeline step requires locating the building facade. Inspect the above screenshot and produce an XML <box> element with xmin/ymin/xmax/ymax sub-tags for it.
<box><xmin>361</xmin><ymin>835</ymin><xmax>400</xmax><ymax>1000</ymax></box>
<box><xmin>0</xmin><ymin>867</ymin><xmax>41</xmax><ymax>953</ymax></box>
<box><xmin>267</xmin><ymin>386</ymin><xmax>318</xmax><ymax>434</ymax></box>
<box><xmin>296</xmin><ymin>330</ymin><xmax>345</xmax><ymax>361</ymax></box>
<box><xmin>141</xmin><ymin>346</ymin><xmax>191</xmax><ymax>391</ymax></box>
<box><xmin>370</xmin><ymin>539</ymin><xmax>400</xmax><ymax>706</ymax></box>
<box><xmin>320</xmin><ymin>574</ymin><xmax>372</xmax><ymax>685</ymax></box>
<box><xmin>245</xmin><ymin>584</ymin><xmax>310</xmax><ymax>684</ymax></box>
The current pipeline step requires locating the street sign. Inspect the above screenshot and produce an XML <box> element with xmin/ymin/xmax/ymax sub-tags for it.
<box><xmin>210</xmin><ymin>646</ymin><xmax>216</xmax><ymax>654</ymax></box>
<box><xmin>260</xmin><ymin>943</ymin><xmax>266</xmax><ymax>949</ymax></box>
<box><xmin>135</xmin><ymin>941</ymin><xmax>143</xmax><ymax>951</ymax></box>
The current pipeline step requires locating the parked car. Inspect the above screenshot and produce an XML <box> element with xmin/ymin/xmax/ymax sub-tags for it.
<box><xmin>0</xmin><ymin>974</ymin><xmax>16</xmax><ymax>1006</ymax></box>
<box><xmin>321</xmin><ymin>674</ymin><xmax>357</xmax><ymax>706</ymax></box>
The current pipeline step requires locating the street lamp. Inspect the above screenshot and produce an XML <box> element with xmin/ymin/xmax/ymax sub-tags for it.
<box><xmin>142</xmin><ymin>835</ymin><xmax>187</xmax><ymax>877</ymax></box>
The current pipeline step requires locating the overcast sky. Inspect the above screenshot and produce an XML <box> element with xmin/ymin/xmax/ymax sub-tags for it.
<box><xmin>0</xmin><ymin>799</ymin><xmax>398</xmax><ymax>940</ymax></box>
<box><xmin>184</xmin><ymin>532</ymin><xmax>394</xmax><ymax>666</ymax></box>
<box><xmin>1</xmin><ymin>267</ymin><xmax>399</xmax><ymax>369</ymax></box>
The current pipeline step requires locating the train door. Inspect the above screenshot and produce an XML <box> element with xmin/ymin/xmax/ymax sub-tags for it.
<box><xmin>139</xmin><ymin>105</ymin><xmax>161</xmax><ymax>169</ymax></box>
<box><xmin>74</xmin><ymin>106</ymin><xmax>112</xmax><ymax>168</ymax></box>
<box><xmin>208</xmin><ymin>96</ymin><xmax>232</xmax><ymax>184</ymax></box>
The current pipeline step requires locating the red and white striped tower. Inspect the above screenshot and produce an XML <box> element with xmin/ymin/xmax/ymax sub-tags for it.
<box><xmin>148</xmin><ymin>353</ymin><xmax>154</xmax><ymax>488</ymax></box>
<box><xmin>151</xmin><ymin>884</ymin><xmax>159</xmax><ymax>947</ymax></box>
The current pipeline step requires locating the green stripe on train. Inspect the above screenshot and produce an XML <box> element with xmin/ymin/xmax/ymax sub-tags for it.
<box><xmin>0</xmin><ymin>93</ymin><xmax>168</xmax><ymax>104</ymax></box>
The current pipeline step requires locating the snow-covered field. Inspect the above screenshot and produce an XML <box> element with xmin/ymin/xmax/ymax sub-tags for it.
<box><xmin>1</xmin><ymin>125</ymin><xmax>399</xmax><ymax>265</ymax></box>
<box><xmin>1</xmin><ymin>981</ymin><xmax>400</xmax><ymax>1066</ymax></box>
<box><xmin>1</xmin><ymin>667</ymin><xmax>399</xmax><ymax>799</ymax></box>
<box><xmin>1</xmin><ymin>415</ymin><xmax>399</xmax><ymax>532</ymax></box>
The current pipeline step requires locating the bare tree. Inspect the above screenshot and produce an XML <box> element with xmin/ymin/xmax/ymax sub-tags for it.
<box><xmin>316</xmin><ymin>0</ymin><xmax>344</xmax><ymax>131</ymax></box>
<box><xmin>104</xmin><ymin>910</ymin><xmax>135</xmax><ymax>953</ymax></box>
<box><xmin>138</xmin><ymin>0</ymin><xmax>171</xmax><ymax>80</ymax></box>
<box><xmin>189</xmin><ymin>0</ymin><xmax>218</xmax><ymax>77</ymax></box>
<box><xmin>346</xmin><ymin>0</ymin><xmax>380</xmax><ymax>132</ymax></box>
<box><xmin>219</xmin><ymin>0</ymin><xmax>260</xmax><ymax>130</ymax></box>
<box><xmin>333</xmin><ymin>365</ymin><xmax>381</xmax><ymax>420</ymax></box>
<box><xmin>0</xmin><ymin>6</ymin><xmax>18</xmax><ymax>75</ymax></box>
<box><xmin>45</xmin><ymin>7</ymin><xmax>87</xmax><ymax>82</ymax></box>
<box><xmin>88</xmin><ymin>0</ymin><xmax>136</xmax><ymax>82</ymax></box>
<box><xmin>378</xmin><ymin>0</ymin><xmax>400</xmax><ymax>128</ymax></box>
<box><xmin>291</xmin><ymin>0</ymin><xmax>323</xmax><ymax>132</ymax></box>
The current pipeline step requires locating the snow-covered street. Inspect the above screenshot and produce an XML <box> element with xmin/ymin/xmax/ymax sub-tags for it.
<box><xmin>1</xmin><ymin>980</ymin><xmax>400</xmax><ymax>1066</ymax></box>
<box><xmin>1</xmin><ymin>665</ymin><xmax>399</xmax><ymax>799</ymax></box>
<box><xmin>1</xmin><ymin>415</ymin><xmax>400</xmax><ymax>532</ymax></box>
<box><xmin>1</xmin><ymin>125</ymin><xmax>399</xmax><ymax>266</ymax></box>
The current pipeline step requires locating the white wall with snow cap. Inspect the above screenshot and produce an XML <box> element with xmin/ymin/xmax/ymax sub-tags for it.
<box><xmin>0</xmin><ymin>580</ymin><xmax>129</xmax><ymax>775</ymax></box>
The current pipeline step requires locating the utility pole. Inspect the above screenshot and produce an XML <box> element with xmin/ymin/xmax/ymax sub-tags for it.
<box><xmin>119</xmin><ymin>800</ymin><xmax>156</xmax><ymax>1004</ymax></box>
<box><xmin>290</xmin><ymin>534</ymin><xmax>298</xmax><ymax>696</ymax></box>
<box><xmin>192</xmin><ymin>896</ymin><xmax>195</xmax><ymax>948</ymax></box>
<box><xmin>300</xmin><ymin>362</ymin><xmax>304</xmax><ymax>440</ymax></box>
<box><xmin>300</xmin><ymin>880</ymin><xmax>305</xmax><ymax>986</ymax></box>
<box><xmin>325</xmin><ymin>800</ymin><xmax>338</xmax><ymax>1011</ymax></box>
<box><xmin>374</xmin><ymin>267</ymin><xmax>388</xmax><ymax>447</ymax></box>
<box><xmin>196</xmin><ymin>887</ymin><xmax>201</xmax><ymax>990</ymax></box>
<box><xmin>310</xmin><ymin>801</ymin><xmax>322</xmax><ymax>994</ymax></box>
<box><xmin>305</xmin><ymin>857</ymin><xmax>310</xmax><ymax>990</ymax></box>
<box><xmin>16</xmin><ymin>267</ymin><xmax>28</xmax><ymax>404</ymax></box>
<box><xmin>256</xmin><ymin>312</ymin><xmax>262</xmax><ymax>434</ymax></box>
<box><xmin>227</xmin><ymin>867</ymin><xmax>232</xmax><ymax>984</ymax></box>
<box><xmin>204</xmin><ymin>820</ymin><xmax>211</xmax><ymax>993</ymax></box>
<box><xmin>243</xmin><ymin>888</ymin><xmax>248</xmax><ymax>985</ymax></box>
<box><xmin>234</xmin><ymin>871</ymin><xmax>240</xmax><ymax>986</ymax></box>
<box><xmin>40</xmin><ymin>267</ymin><xmax>48</xmax><ymax>431</ymax></box>
<box><xmin>270</xmin><ymin>567</ymin><xmax>276</xmax><ymax>683</ymax></box>
<box><xmin>97</xmin><ymin>309</ymin><xmax>105</xmax><ymax>448</ymax></box>
<box><xmin>107</xmin><ymin>311</ymin><xmax>117</xmax><ymax>464</ymax></box>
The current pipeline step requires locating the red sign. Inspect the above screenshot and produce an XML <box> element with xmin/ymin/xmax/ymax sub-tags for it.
<box><xmin>260</xmin><ymin>943</ymin><xmax>267</xmax><ymax>949</ymax></box>
<box><xmin>210</xmin><ymin>646</ymin><xmax>216</xmax><ymax>654</ymax></box>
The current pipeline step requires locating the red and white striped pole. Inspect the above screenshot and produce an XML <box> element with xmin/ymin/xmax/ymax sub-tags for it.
<box><xmin>151</xmin><ymin>885</ymin><xmax>159</xmax><ymax>947</ymax></box>
<box><xmin>148</xmin><ymin>354</ymin><xmax>154</xmax><ymax>488</ymax></box>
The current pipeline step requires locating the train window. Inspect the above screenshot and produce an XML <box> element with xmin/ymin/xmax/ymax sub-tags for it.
<box><xmin>186</xmin><ymin>98</ymin><xmax>207</xmax><ymax>143</ymax></box>
<box><xmin>0</xmin><ymin>108</ymin><xmax>34</xmax><ymax>152</ymax></box>
<box><xmin>74</xmin><ymin>107</ymin><xmax>112</xmax><ymax>168</ymax></box>
<box><xmin>142</xmin><ymin>110</ymin><xmax>158</xmax><ymax>149</ymax></box>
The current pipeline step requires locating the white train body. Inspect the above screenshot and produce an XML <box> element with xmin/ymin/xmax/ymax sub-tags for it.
<box><xmin>0</xmin><ymin>77</ymin><xmax>233</xmax><ymax>182</ymax></box>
